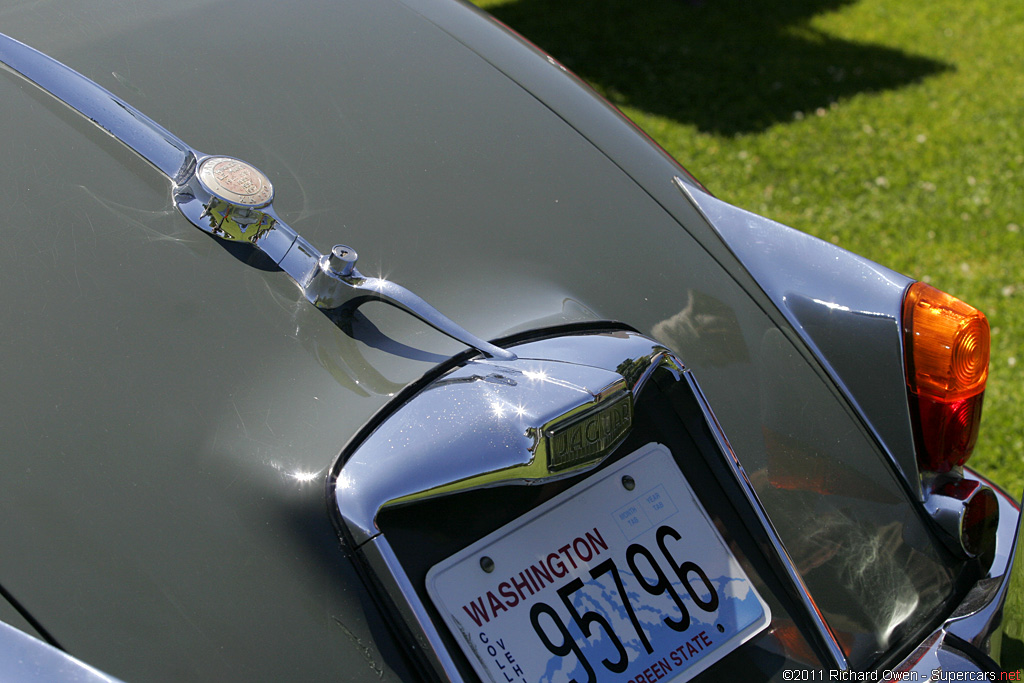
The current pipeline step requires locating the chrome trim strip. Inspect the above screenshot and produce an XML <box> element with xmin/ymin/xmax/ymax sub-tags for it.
<box><xmin>895</xmin><ymin>631</ymin><xmax>986</xmax><ymax>678</ymax></box>
<box><xmin>0</xmin><ymin>620</ymin><xmax>125</xmax><ymax>683</ymax></box>
<box><xmin>0</xmin><ymin>32</ymin><xmax>513</xmax><ymax>361</ymax></box>
<box><xmin>362</xmin><ymin>537</ymin><xmax>462</xmax><ymax>681</ymax></box>
<box><xmin>0</xmin><ymin>33</ymin><xmax>194</xmax><ymax>183</ymax></box>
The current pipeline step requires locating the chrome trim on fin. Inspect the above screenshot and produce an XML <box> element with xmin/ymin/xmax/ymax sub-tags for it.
<box><xmin>0</xmin><ymin>32</ymin><xmax>513</xmax><ymax>361</ymax></box>
<box><xmin>673</xmin><ymin>176</ymin><xmax>920</xmax><ymax>499</ymax></box>
<box><xmin>0</xmin><ymin>620</ymin><xmax>125</xmax><ymax>683</ymax></box>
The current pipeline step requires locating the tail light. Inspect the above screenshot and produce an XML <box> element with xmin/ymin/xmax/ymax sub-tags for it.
<box><xmin>902</xmin><ymin>282</ymin><xmax>990</xmax><ymax>473</ymax></box>
<box><xmin>904</xmin><ymin>281</ymin><xmax>998</xmax><ymax>560</ymax></box>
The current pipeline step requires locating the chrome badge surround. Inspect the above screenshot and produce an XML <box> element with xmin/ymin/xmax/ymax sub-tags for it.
<box><xmin>336</xmin><ymin>353</ymin><xmax>635</xmax><ymax>521</ymax></box>
<box><xmin>0</xmin><ymin>32</ymin><xmax>513</xmax><ymax>361</ymax></box>
<box><xmin>331</xmin><ymin>330</ymin><xmax>849</xmax><ymax>679</ymax></box>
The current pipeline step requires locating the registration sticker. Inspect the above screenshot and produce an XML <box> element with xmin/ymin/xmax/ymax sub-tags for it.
<box><xmin>426</xmin><ymin>443</ymin><xmax>770</xmax><ymax>683</ymax></box>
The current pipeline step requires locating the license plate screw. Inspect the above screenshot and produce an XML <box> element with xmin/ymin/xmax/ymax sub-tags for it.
<box><xmin>622</xmin><ymin>475</ymin><xmax>636</xmax><ymax>491</ymax></box>
<box><xmin>479</xmin><ymin>556</ymin><xmax>495</xmax><ymax>573</ymax></box>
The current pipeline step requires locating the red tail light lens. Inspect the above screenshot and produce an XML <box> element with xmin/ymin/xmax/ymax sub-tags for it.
<box><xmin>903</xmin><ymin>282</ymin><xmax>990</xmax><ymax>472</ymax></box>
<box><xmin>912</xmin><ymin>394</ymin><xmax>984</xmax><ymax>472</ymax></box>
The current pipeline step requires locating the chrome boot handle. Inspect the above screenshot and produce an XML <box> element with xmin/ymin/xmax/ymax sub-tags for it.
<box><xmin>0</xmin><ymin>33</ymin><xmax>515</xmax><ymax>361</ymax></box>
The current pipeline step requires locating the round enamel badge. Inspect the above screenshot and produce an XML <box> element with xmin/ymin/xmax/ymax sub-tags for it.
<box><xmin>198</xmin><ymin>156</ymin><xmax>274</xmax><ymax>208</ymax></box>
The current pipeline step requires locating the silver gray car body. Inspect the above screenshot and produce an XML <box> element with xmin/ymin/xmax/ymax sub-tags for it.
<box><xmin>0</xmin><ymin>0</ymin><xmax>1019</xmax><ymax>680</ymax></box>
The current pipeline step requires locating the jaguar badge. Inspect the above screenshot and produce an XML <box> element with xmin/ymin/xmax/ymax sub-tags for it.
<box><xmin>543</xmin><ymin>391</ymin><xmax>634</xmax><ymax>472</ymax></box>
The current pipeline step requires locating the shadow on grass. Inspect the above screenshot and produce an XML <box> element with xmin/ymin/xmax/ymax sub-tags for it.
<box><xmin>483</xmin><ymin>0</ymin><xmax>953</xmax><ymax>135</ymax></box>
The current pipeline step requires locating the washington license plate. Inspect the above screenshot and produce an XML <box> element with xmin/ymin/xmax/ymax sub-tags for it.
<box><xmin>427</xmin><ymin>443</ymin><xmax>770</xmax><ymax>683</ymax></box>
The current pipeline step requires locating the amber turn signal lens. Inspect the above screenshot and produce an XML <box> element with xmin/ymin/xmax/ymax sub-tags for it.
<box><xmin>903</xmin><ymin>282</ymin><xmax>990</xmax><ymax>473</ymax></box>
<box><xmin>903</xmin><ymin>282</ymin><xmax>990</xmax><ymax>402</ymax></box>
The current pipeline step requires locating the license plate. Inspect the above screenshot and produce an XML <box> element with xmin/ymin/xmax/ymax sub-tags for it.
<box><xmin>427</xmin><ymin>443</ymin><xmax>771</xmax><ymax>683</ymax></box>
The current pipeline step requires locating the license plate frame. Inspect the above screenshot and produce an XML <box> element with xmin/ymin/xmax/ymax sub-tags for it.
<box><xmin>426</xmin><ymin>443</ymin><xmax>771</xmax><ymax>683</ymax></box>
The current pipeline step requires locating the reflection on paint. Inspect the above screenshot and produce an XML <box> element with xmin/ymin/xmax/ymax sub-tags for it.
<box><xmin>750</xmin><ymin>327</ymin><xmax>957</xmax><ymax>663</ymax></box>
<box><xmin>651</xmin><ymin>290</ymin><xmax>749</xmax><ymax>367</ymax></box>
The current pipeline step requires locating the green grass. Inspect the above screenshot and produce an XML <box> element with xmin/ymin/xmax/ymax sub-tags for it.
<box><xmin>472</xmin><ymin>0</ymin><xmax>1024</xmax><ymax>499</ymax></box>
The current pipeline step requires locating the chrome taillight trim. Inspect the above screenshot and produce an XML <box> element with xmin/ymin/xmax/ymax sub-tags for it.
<box><xmin>924</xmin><ymin>478</ymin><xmax>1000</xmax><ymax>558</ymax></box>
<box><xmin>896</xmin><ymin>472</ymin><xmax>1021</xmax><ymax>673</ymax></box>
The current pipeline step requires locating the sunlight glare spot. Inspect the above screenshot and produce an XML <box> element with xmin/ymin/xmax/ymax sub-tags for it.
<box><xmin>290</xmin><ymin>470</ymin><xmax>320</xmax><ymax>484</ymax></box>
